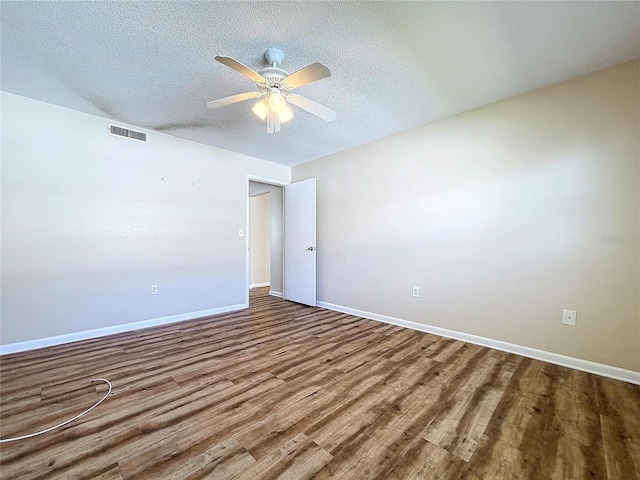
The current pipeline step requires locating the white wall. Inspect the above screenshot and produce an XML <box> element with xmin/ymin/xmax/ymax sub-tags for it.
<box><xmin>249</xmin><ymin>193</ymin><xmax>271</xmax><ymax>286</ymax></box>
<box><xmin>292</xmin><ymin>60</ymin><xmax>640</xmax><ymax>372</ymax></box>
<box><xmin>0</xmin><ymin>92</ymin><xmax>289</xmax><ymax>346</ymax></box>
<box><xmin>249</xmin><ymin>182</ymin><xmax>284</xmax><ymax>294</ymax></box>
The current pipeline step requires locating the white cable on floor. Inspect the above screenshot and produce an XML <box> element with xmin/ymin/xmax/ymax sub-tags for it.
<box><xmin>0</xmin><ymin>378</ymin><xmax>112</xmax><ymax>443</ymax></box>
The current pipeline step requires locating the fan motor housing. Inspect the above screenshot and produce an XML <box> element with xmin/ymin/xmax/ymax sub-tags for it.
<box><xmin>258</xmin><ymin>66</ymin><xmax>288</xmax><ymax>85</ymax></box>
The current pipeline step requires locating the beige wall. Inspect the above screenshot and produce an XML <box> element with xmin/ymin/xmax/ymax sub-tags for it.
<box><xmin>1</xmin><ymin>92</ymin><xmax>290</xmax><ymax>346</ymax></box>
<box><xmin>249</xmin><ymin>193</ymin><xmax>271</xmax><ymax>286</ymax></box>
<box><xmin>293</xmin><ymin>60</ymin><xmax>640</xmax><ymax>372</ymax></box>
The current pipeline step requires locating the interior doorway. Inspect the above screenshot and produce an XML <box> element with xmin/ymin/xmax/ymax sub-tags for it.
<box><xmin>249</xmin><ymin>192</ymin><xmax>271</xmax><ymax>289</ymax></box>
<box><xmin>248</xmin><ymin>180</ymin><xmax>284</xmax><ymax>304</ymax></box>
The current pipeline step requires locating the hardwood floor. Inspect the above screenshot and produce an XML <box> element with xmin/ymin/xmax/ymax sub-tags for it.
<box><xmin>1</xmin><ymin>288</ymin><xmax>638</xmax><ymax>479</ymax></box>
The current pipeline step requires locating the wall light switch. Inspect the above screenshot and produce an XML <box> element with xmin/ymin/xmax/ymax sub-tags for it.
<box><xmin>239</xmin><ymin>228</ymin><xmax>244</xmax><ymax>237</ymax></box>
<box><xmin>562</xmin><ymin>309</ymin><xmax>576</xmax><ymax>326</ymax></box>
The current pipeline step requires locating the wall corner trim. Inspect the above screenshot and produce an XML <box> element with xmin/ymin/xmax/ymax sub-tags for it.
<box><xmin>316</xmin><ymin>301</ymin><xmax>640</xmax><ymax>386</ymax></box>
<box><xmin>0</xmin><ymin>303</ymin><xmax>248</xmax><ymax>356</ymax></box>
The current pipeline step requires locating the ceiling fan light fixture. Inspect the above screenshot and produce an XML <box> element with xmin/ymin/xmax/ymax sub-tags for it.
<box><xmin>251</xmin><ymin>99</ymin><xmax>269</xmax><ymax>120</ymax></box>
<box><xmin>279</xmin><ymin>104</ymin><xmax>294</xmax><ymax>123</ymax></box>
<box><xmin>268</xmin><ymin>89</ymin><xmax>285</xmax><ymax>113</ymax></box>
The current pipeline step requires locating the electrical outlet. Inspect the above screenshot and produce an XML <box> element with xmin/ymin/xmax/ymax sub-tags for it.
<box><xmin>562</xmin><ymin>309</ymin><xmax>576</xmax><ymax>326</ymax></box>
<box><xmin>150</xmin><ymin>285</ymin><xmax>158</xmax><ymax>295</ymax></box>
<box><xmin>412</xmin><ymin>286</ymin><xmax>420</xmax><ymax>298</ymax></box>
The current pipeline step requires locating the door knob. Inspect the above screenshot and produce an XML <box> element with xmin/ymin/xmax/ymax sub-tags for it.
<box><xmin>307</xmin><ymin>246</ymin><xmax>315</xmax><ymax>251</ymax></box>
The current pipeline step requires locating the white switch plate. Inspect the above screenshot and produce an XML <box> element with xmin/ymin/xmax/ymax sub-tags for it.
<box><xmin>562</xmin><ymin>309</ymin><xmax>576</xmax><ymax>326</ymax></box>
<box><xmin>412</xmin><ymin>286</ymin><xmax>420</xmax><ymax>297</ymax></box>
<box><xmin>239</xmin><ymin>228</ymin><xmax>244</xmax><ymax>237</ymax></box>
<box><xmin>151</xmin><ymin>285</ymin><xmax>158</xmax><ymax>295</ymax></box>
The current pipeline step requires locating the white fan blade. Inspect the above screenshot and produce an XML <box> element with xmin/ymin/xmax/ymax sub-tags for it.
<box><xmin>215</xmin><ymin>56</ymin><xmax>267</xmax><ymax>84</ymax></box>
<box><xmin>282</xmin><ymin>62</ymin><xmax>331</xmax><ymax>89</ymax></box>
<box><xmin>287</xmin><ymin>94</ymin><xmax>336</xmax><ymax>122</ymax></box>
<box><xmin>207</xmin><ymin>92</ymin><xmax>262</xmax><ymax>109</ymax></box>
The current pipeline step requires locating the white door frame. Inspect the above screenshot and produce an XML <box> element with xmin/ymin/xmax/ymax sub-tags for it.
<box><xmin>246</xmin><ymin>174</ymin><xmax>289</xmax><ymax>307</ymax></box>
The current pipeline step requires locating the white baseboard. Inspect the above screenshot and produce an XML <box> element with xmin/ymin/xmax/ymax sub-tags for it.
<box><xmin>317</xmin><ymin>301</ymin><xmax>640</xmax><ymax>386</ymax></box>
<box><xmin>0</xmin><ymin>303</ymin><xmax>247</xmax><ymax>356</ymax></box>
<box><xmin>250</xmin><ymin>282</ymin><xmax>270</xmax><ymax>289</ymax></box>
<box><xmin>269</xmin><ymin>291</ymin><xmax>283</xmax><ymax>298</ymax></box>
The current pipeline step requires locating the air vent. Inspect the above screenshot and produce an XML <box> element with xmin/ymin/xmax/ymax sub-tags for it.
<box><xmin>108</xmin><ymin>124</ymin><xmax>147</xmax><ymax>143</ymax></box>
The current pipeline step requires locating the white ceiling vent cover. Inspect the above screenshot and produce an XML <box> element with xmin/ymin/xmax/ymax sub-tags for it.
<box><xmin>108</xmin><ymin>123</ymin><xmax>147</xmax><ymax>142</ymax></box>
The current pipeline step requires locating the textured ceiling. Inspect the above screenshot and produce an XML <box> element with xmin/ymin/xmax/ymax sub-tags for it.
<box><xmin>2</xmin><ymin>1</ymin><xmax>639</xmax><ymax>166</ymax></box>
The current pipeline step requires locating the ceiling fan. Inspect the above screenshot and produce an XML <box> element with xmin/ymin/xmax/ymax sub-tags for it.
<box><xmin>207</xmin><ymin>48</ymin><xmax>336</xmax><ymax>134</ymax></box>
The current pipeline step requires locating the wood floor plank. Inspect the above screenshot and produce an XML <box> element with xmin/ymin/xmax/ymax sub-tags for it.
<box><xmin>1</xmin><ymin>287</ymin><xmax>638</xmax><ymax>479</ymax></box>
<box><xmin>536</xmin><ymin>417</ymin><xmax>607</xmax><ymax>479</ymax></box>
<box><xmin>422</xmin><ymin>352</ymin><xmax>515</xmax><ymax>461</ymax></box>
<box><xmin>144</xmin><ymin>437</ymin><xmax>257</xmax><ymax>480</ymax></box>
<box><xmin>538</xmin><ymin>372</ymin><xmax>608</xmax><ymax>480</ymax></box>
<box><xmin>595</xmin><ymin>375</ymin><xmax>640</xmax><ymax>431</ymax></box>
<box><xmin>384</xmin><ymin>438</ymin><xmax>467</xmax><ymax>480</ymax></box>
<box><xmin>235</xmin><ymin>433</ymin><xmax>332</xmax><ymax>480</ymax></box>
<box><xmin>482</xmin><ymin>390</ymin><xmax>549</xmax><ymax>458</ymax></box>
<box><xmin>91</xmin><ymin>464</ymin><xmax>124</xmax><ymax>480</ymax></box>
<box><xmin>308</xmin><ymin>434</ymin><xmax>390</xmax><ymax>480</ymax></box>
<box><xmin>600</xmin><ymin>413</ymin><xmax>640</xmax><ymax>480</ymax></box>
<box><xmin>465</xmin><ymin>437</ymin><xmax>540</xmax><ymax>480</ymax></box>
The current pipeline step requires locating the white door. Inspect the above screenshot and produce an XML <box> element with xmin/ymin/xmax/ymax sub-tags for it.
<box><xmin>284</xmin><ymin>178</ymin><xmax>316</xmax><ymax>306</ymax></box>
